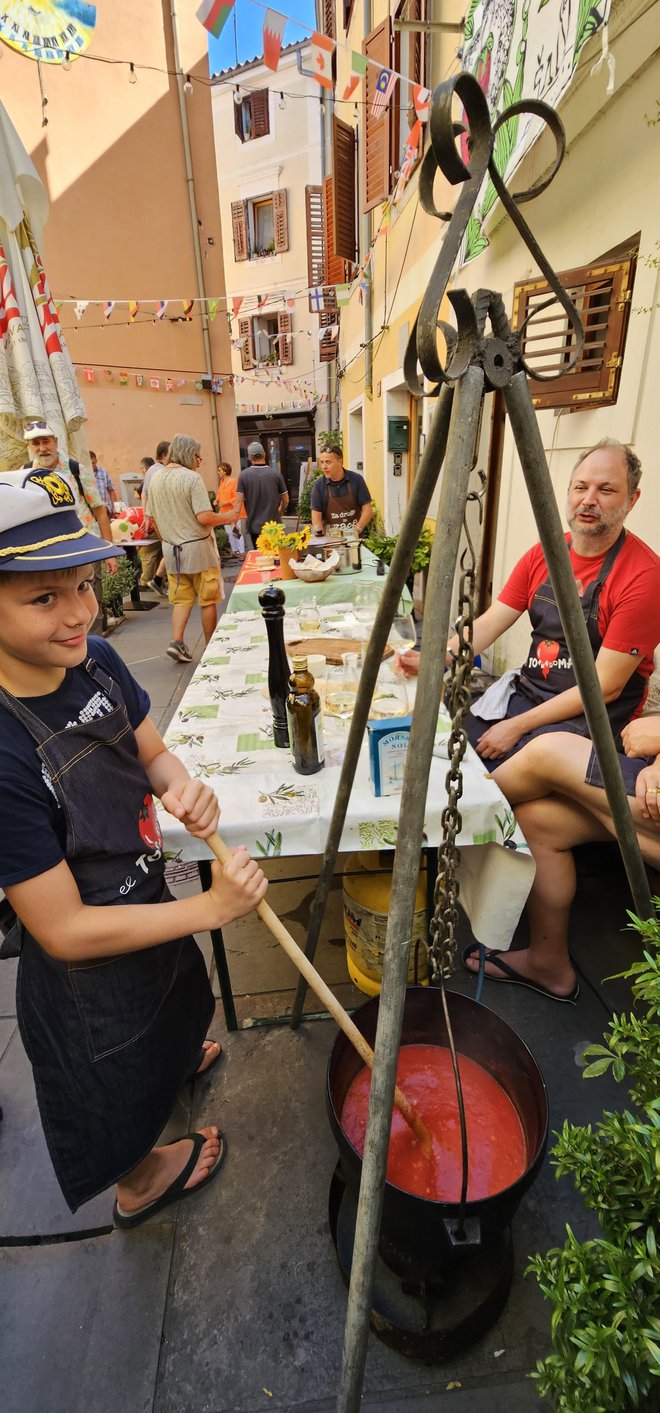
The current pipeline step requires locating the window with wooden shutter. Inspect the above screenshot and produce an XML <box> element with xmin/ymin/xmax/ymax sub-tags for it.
<box><xmin>272</xmin><ymin>189</ymin><xmax>289</xmax><ymax>253</ymax></box>
<box><xmin>322</xmin><ymin>0</ymin><xmax>336</xmax><ymax>39</ymax></box>
<box><xmin>277</xmin><ymin>311</ymin><xmax>293</xmax><ymax>365</ymax></box>
<box><xmin>231</xmin><ymin>200</ymin><xmax>249</xmax><ymax>262</ymax></box>
<box><xmin>343</xmin><ymin>0</ymin><xmax>356</xmax><ymax>30</ymax></box>
<box><xmin>306</xmin><ymin>186</ymin><xmax>326</xmax><ymax>305</ymax></box>
<box><xmin>238</xmin><ymin>316</ymin><xmax>254</xmax><ymax>370</ymax></box>
<box><xmin>512</xmin><ymin>253</ymin><xmax>637</xmax><ymax>411</ymax></box>
<box><xmin>363</xmin><ymin>19</ymin><xmax>393</xmax><ymax>212</ymax></box>
<box><xmin>234</xmin><ymin>89</ymin><xmax>270</xmax><ymax>143</ymax></box>
<box><xmin>332</xmin><ymin>116</ymin><xmax>356</xmax><ymax>264</ymax></box>
<box><xmin>323</xmin><ymin>175</ymin><xmax>346</xmax><ymax>286</ymax></box>
<box><xmin>319</xmin><ymin>310</ymin><xmax>339</xmax><ymax>364</ymax></box>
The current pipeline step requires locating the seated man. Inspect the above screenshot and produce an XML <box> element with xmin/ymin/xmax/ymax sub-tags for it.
<box><xmin>311</xmin><ymin>445</ymin><xmax>373</xmax><ymax>536</ymax></box>
<box><xmin>462</xmin><ymin>716</ymin><xmax>660</xmax><ymax>1002</ymax></box>
<box><xmin>400</xmin><ymin>440</ymin><xmax>660</xmax><ymax>785</ymax></box>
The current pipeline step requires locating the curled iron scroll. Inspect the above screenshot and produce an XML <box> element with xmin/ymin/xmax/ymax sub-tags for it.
<box><xmin>404</xmin><ymin>73</ymin><xmax>584</xmax><ymax>396</ymax></box>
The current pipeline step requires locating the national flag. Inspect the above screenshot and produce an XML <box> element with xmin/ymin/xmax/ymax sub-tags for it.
<box><xmin>372</xmin><ymin>68</ymin><xmax>397</xmax><ymax>119</ymax></box>
<box><xmin>196</xmin><ymin>0</ymin><xmax>235</xmax><ymax>40</ymax></box>
<box><xmin>308</xmin><ymin>286</ymin><xmax>326</xmax><ymax>313</ymax></box>
<box><xmin>129</xmin><ymin>301</ymin><xmax>140</xmax><ymax>322</ymax></box>
<box><xmin>207</xmin><ymin>298</ymin><xmax>219</xmax><ymax>321</ymax></box>
<box><xmin>263</xmin><ymin>9</ymin><xmax>287</xmax><ymax>71</ymax></box>
<box><xmin>135</xmin><ymin>373</ymin><xmax>144</xmax><ymax>387</ymax></box>
<box><xmin>232</xmin><ymin>295</ymin><xmax>243</xmax><ymax>319</ymax></box>
<box><xmin>166</xmin><ymin>377</ymin><xmax>174</xmax><ymax>392</ymax></box>
<box><xmin>334</xmin><ymin>283</ymin><xmax>351</xmax><ymax>307</ymax></box>
<box><xmin>310</xmin><ymin>32</ymin><xmax>335</xmax><ymax>90</ymax></box>
<box><xmin>74</xmin><ymin>300</ymin><xmax>89</xmax><ymax>320</ymax></box>
<box><xmin>156</xmin><ymin>300</ymin><xmax>168</xmax><ymax>320</ymax></box>
<box><xmin>119</xmin><ymin>370</ymin><xmax>128</xmax><ymax>385</ymax></box>
<box><xmin>257</xmin><ymin>293</ymin><xmax>269</xmax><ymax>310</ymax></box>
<box><xmin>342</xmin><ymin>51</ymin><xmax>367</xmax><ymax>101</ymax></box>
<box><xmin>83</xmin><ymin>367</ymin><xmax>94</xmax><ymax>383</ymax></box>
<box><xmin>182</xmin><ymin>299</ymin><xmax>194</xmax><ymax>320</ymax></box>
<box><xmin>413</xmin><ymin>85</ymin><xmax>431</xmax><ymax>122</ymax></box>
<box><xmin>103</xmin><ymin>301</ymin><xmax>115</xmax><ymax>321</ymax></box>
<box><xmin>394</xmin><ymin>119</ymin><xmax>423</xmax><ymax>203</ymax></box>
<box><xmin>150</xmin><ymin>376</ymin><xmax>160</xmax><ymax>390</ymax></box>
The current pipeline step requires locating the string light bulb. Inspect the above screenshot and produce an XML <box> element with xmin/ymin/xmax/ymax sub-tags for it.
<box><xmin>128</xmin><ymin>62</ymin><xmax>137</xmax><ymax>85</ymax></box>
<box><xmin>319</xmin><ymin>99</ymin><xmax>326</xmax><ymax>115</ymax></box>
<box><xmin>62</xmin><ymin>51</ymin><xmax>72</xmax><ymax>71</ymax></box>
<box><xmin>233</xmin><ymin>85</ymin><xmax>242</xmax><ymax>106</ymax></box>
<box><xmin>278</xmin><ymin>91</ymin><xmax>286</xmax><ymax>110</ymax></box>
<box><xmin>183</xmin><ymin>74</ymin><xmax>193</xmax><ymax>95</ymax></box>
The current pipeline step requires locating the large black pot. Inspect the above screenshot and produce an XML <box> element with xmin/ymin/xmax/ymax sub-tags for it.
<box><xmin>327</xmin><ymin>986</ymin><xmax>548</xmax><ymax>1281</ymax></box>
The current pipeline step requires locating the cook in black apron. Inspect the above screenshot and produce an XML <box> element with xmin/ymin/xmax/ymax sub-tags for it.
<box><xmin>1</xmin><ymin>657</ymin><xmax>213</xmax><ymax>1212</ymax></box>
<box><xmin>466</xmin><ymin>532</ymin><xmax>646</xmax><ymax>763</ymax></box>
<box><xmin>324</xmin><ymin>475</ymin><xmax>359</xmax><ymax>529</ymax></box>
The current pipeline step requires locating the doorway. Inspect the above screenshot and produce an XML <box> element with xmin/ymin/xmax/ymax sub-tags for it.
<box><xmin>238</xmin><ymin>414</ymin><xmax>316</xmax><ymax>511</ymax></box>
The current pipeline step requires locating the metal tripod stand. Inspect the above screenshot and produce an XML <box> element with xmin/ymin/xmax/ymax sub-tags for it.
<box><xmin>294</xmin><ymin>73</ymin><xmax>653</xmax><ymax>1412</ymax></box>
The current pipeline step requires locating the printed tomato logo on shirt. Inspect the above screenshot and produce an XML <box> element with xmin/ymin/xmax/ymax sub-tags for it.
<box><xmin>138</xmin><ymin>794</ymin><xmax>163</xmax><ymax>849</ymax></box>
<box><xmin>538</xmin><ymin>640</ymin><xmax>560</xmax><ymax>679</ymax></box>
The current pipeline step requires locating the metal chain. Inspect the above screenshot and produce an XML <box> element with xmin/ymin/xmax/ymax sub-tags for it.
<box><xmin>428</xmin><ymin>522</ymin><xmax>478</xmax><ymax>983</ymax></box>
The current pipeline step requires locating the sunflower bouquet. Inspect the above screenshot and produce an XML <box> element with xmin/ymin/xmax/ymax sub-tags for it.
<box><xmin>256</xmin><ymin>522</ymin><xmax>311</xmax><ymax>555</ymax></box>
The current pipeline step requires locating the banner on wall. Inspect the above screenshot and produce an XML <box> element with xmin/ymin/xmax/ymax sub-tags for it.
<box><xmin>0</xmin><ymin>2</ymin><xmax>97</xmax><ymax>63</ymax></box>
<box><xmin>459</xmin><ymin>0</ymin><xmax>612</xmax><ymax>264</ymax></box>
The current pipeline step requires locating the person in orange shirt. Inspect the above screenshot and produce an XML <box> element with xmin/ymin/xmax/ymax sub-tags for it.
<box><xmin>216</xmin><ymin>461</ymin><xmax>244</xmax><ymax>557</ymax></box>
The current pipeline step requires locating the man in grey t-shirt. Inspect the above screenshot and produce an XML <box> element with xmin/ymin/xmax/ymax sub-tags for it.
<box><xmin>235</xmin><ymin>442</ymin><xmax>289</xmax><ymax>549</ymax></box>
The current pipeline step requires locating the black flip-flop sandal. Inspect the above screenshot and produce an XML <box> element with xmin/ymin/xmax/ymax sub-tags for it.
<box><xmin>113</xmin><ymin>1130</ymin><xmax>226</xmax><ymax>1230</ymax></box>
<box><xmin>190</xmin><ymin>1040</ymin><xmax>223</xmax><ymax>1082</ymax></box>
<box><xmin>461</xmin><ymin>942</ymin><xmax>579</xmax><ymax>1005</ymax></box>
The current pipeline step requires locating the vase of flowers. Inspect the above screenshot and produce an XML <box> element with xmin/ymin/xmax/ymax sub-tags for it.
<box><xmin>256</xmin><ymin>522</ymin><xmax>311</xmax><ymax>580</ymax></box>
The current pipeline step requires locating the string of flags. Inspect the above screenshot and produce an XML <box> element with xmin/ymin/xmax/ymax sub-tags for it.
<box><xmin>75</xmin><ymin>363</ymin><xmax>327</xmax><ymax>395</ymax></box>
<box><xmin>55</xmin><ymin>283</ymin><xmax>355</xmax><ymax>323</ymax></box>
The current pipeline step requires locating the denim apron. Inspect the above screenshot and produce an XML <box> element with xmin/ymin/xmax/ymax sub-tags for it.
<box><xmin>0</xmin><ymin>657</ymin><xmax>214</xmax><ymax>1212</ymax></box>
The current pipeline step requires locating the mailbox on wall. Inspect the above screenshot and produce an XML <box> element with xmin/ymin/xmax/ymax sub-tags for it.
<box><xmin>387</xmin><ymin>416</ymin><xmax>410</xmax><ymax>452</ymax></box>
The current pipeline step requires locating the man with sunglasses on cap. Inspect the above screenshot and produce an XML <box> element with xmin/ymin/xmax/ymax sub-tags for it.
<box><xmin>0</xmin><ymin>467</ymin><xmax>266</xmax><ymax>1225</ymax></box>
<box><xmin>23</xmin><ymin>421</ymin><xmax>116</xmax><ymax>562</ymax></box>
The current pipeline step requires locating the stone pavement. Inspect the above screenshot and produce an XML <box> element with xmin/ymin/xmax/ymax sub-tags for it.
<box><xmin>0</xmin><ymin>566</ymin><xmax>641</xmax><ymax>1413</ymax></box>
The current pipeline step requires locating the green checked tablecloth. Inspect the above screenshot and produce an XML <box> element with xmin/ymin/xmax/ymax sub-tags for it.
<box><xmin>228</xmin><ymin>545</ymin><xmax>413</xmax><ymax>613</ymax></box>
<box><xmin>159</xmin><ymin>602</ymin><xmax>535</xmax><ymax>951</ymax></box>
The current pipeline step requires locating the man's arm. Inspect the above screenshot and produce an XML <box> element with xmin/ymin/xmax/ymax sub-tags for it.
<box><xmin>279</xmin><ymin>490</ymin><xmax>290</xmax><ymax>514</ymax></box>
<box><xmin>310</xmin><ymin>480</ymin><xmax>325</xmax><ymax>532</ymax></box>
<box><xmin>399</xmin><ymin>600</ymin><xmax>521</xmax><ymax>676</ymax></box>
<box><xmin>355</xmin><ymin>501</ymin><xmax>373</xmax><ymax>534</ymax></box>
<box><xmin>311</xmin><ymin>509</ymin><xmax>324</xmax><ymax>532</ymax></box>
<box><xmin>196</xmin><ymin>508</ymin><xmax>235</xmax><ymax>527</ymax></box>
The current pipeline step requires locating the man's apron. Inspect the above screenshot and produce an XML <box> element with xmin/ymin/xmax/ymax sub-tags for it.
<box><xmin>325</xmin><ymin>476</ymin><xmax>359</xmax><ymax>529</ymax></box>
<box><xmin>0</xmin><ymin>658</ymin><xmax>213</xmax><ymax>1211</ymax></box>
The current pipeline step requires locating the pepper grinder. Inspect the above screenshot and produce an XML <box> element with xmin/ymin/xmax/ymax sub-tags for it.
<box><xmin>258</xmin><ymin>583</ymin><xmax>290</xmax><ymax>748</ymax></box>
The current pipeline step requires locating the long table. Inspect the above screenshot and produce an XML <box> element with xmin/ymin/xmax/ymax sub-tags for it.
<box><xmin>159</xmin><ymin>602</ymin><xmax>535</xmax><ymax>1027</ymax></box>
<box><xmin>229</xmin><ymin>545</ymin><xmax>413</xmax><ymax>612</ymax></box>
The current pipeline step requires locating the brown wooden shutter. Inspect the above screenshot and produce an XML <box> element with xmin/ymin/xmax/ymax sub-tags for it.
<box><xmin>273</xmin><ymin>189</ymin><xmax>289</xmax><ymax>253</ymax></box>
<box><xmin>250</xmin><ymin>89</ymin><xmax>270</xmax><ymax>138</ymax></box>
<box><xmin>277</xmin><ymin>310</ymin><xmax>293</xmax><ymax>365</ymax></box>
<box><xmin>322</xmin><ymin>0</ymin><xmax>336</xmax><ymax>39</ymax></box>
<box><xmin>323</xmin><ymin>176</ymin><xmax>346</xmax><ymax>286</ymax></box>
<box><xmin>332</xmin><ymin>116</ymin><xmax>356</xmax><ymax>264</ymax></box>
<box><xmin>319</xmin><ymin>310</ymin><xmax>339</xmax><ymax>364</ymax></box>
<box><xmin>306</xmin><ymin>185</ymin><xmax>326</xmax><ymax>305</ymax></box>
<box><xmin>238</xmin><ymin>316</ymin><xmax>254</xmax><ymax>370</ymax></box>
<box><xmin>363</xmin><ymin>19</ymin><xmax>393</xmax><ymax>212</ymax></box>
<box><xmin>512</xmin><ymin>254</ymin><xmax>636</xmax><ymax>411</ymax></box>
<box><xmin>234</xmin><ymin>100</ymin><xmax>244</xmax><ymax>142</ymax></box>
<box><xmin>231</xmin><ymin>200</ymin><xmax>249</xmax><ymax>262</ymax></box>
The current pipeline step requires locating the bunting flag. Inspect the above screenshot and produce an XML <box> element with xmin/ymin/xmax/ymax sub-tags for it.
<box><xmin>208</xmin><ymin>298</ymin><xmax>219</xmax><ymax>321</ymax></box>
<box><xmin>394</xmin><ymin>119</ymin><xmax>423</xmax><ymax>203</ymax></box>
<box><xmin>310</xmin><ymin>31</ymin><xmax>335</xmax><ymax>90</ymax></box>
<box><xmin>413</xmin><ymin>85</ymin><xmax>431</xmax><ymax>122</ymax></box>
<box><xmin>103</xmin><ymin>301</ymin><xmax>115</xmax><ymax>321</ymax></box>
<box><xmin>182</xmin><ymin>299</ymin><xmax>194</xmax><ymax>320</ymax></box>
<box><xmin>196</xmin><ymin>0</ymin><xmax>235</xmax><ymax>39</ymax></box>
<box><xmin>156</xmin><ymin>300</ymin><xmax>168</xmax><ymax>320</ymax></box>
<box><xmin>83</xmin><ymin>367</ymin><xmax>94</xmax><ymax>383</ymax></box>
<box><xmin>129</xmin><ymin>301</ymin><xmax>141</xmax><ymax>323</ymax></box>
<box><xmin>74</xmin><ymin>300</ymin><xmax>89</xmax><ymax>320</ymax></box>
<box><xmin>150</xmin><ymin>377</ymin><xmax>160</xmax><ymax>390</ymax></box>
<box><xmin>379</xmin><ymin>200</ymin><xmax>392</xmax><ymax>234</ymax></box>
<box><xmin>135</xmin><ymin>373</ymin><xmax>144</xmax><ymax>387</ymax></box>
<box><xmin>166</xmin><ymin>377</ymin><xmax>174</xmax><ymax>392</ymax></box>
<box><xmin>263</xmin><ymin>9</ymin><xmax>287</xmax><ymax>70</ymax></box>
<box><xmin>334</xmin><ymin>283</ymin><xmax>351</xmax><ymax>307</ymax></box>
<box><xmin>309</xmin><ymin>286</ymin><xmax>332</xmax><ymax>313</ymax></box>
<box><xmin>232</xmin><ymin>295</ymin><xmax>244</xmax><ymax>319</ymax></box>
<box><xmin>119</xmin><ymin>370</ymin><xmax>128</xmax><ymax>385</ymax></box>
<box><xmin>342</xmin><ymin>51</ymin><xmax>368</xmax><ymax>101</ymax></box>
<box><xmin>257</xmin><ymin>293</ymin><xmax>269</xmax><ymax>310</ymax></box>
<box><xmin>372</xmin><ymin>68</ymin><xmax>397</xmax><ymax>118</ymax></box>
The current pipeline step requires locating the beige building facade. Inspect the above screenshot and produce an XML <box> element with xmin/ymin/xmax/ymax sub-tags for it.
<box><xmin>0</xmin><ymin>0</ymin><xmax>237</xmax><ymax>492</ymax></box>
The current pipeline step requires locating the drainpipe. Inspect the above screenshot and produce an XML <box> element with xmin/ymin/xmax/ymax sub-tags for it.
<box><xmin>297</xmin><ymin>48</ymin><xmax>332</xmax><ymax>434</ymax></box>
<box><xmin>169</xmin><ymin>0</ymin><xmax>221</xmax><ymax>464</ymax></box>
<box><xmin>362</xmin><ymin>0</ymin><xmax>373</xmax><ymax>399</ymax></box>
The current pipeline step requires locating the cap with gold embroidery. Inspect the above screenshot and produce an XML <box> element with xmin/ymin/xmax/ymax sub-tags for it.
<box><xmin>0</xmin><ymin>469</ymin><xmax>122</xmax><ymax>572</ymax></box>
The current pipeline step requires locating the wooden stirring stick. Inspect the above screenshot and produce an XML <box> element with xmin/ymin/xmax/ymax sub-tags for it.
<box><xmin>207</xmin><ymin>832</ymin><xmax>433</xmax><ymax>1157</ymax></box>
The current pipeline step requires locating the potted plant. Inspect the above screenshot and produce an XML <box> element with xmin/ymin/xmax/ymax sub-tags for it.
<box><xmin>528</xmin><ymin>913</ymin><xmax>660</xmax><ymax>1412</ymax></box>
<box><xmin>364</xmin><ymin>515</ymin><xmax>434</xmax><ymax>613</ymax></box>
<box><xmin>256</xmin><ymin>521</ymin><xmax>311</xmax><ymax>579</ymax></box>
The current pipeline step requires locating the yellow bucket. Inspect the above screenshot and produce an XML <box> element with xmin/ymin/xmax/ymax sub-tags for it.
<box><xmin>342</xmin><ymin>851</ymin><xmax>429</xmax><ymax>996</ymax></box>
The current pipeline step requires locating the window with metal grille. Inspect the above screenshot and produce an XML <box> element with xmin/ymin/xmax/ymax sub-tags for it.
<box><xmin>511</xmin><ymin>252</ymin><xmax>637</xmax><ymax>411</ymax></box>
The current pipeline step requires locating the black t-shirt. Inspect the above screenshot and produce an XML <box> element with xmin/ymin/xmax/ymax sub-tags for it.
<box><xmin>310</xmin><ymin>469</ymin><xmax>371</xmax><ymax>518</ymax></box>
<box><xmin>236</xmin><ymin>463</ymin><xmax>287</xmax><ymax>535</ymax></box>
<box><xmin>0</xmin><ymin>639</ymin><xmax>150</xmax><ymax>887</ymax></box>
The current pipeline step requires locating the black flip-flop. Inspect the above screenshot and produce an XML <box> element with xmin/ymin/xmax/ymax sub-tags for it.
<box><xmin>191</xmin><ymin>1040</ymin><xmax>223</xmax><ymax>1081</ymax></box>
<box><xmin>461</xmin><ymin>943</ymin><xmax>579</xmax><ymax>1005</ymax></box>
<box><xmin>113</xmin><ymin>1130</ymin><xmax>226</xmax><ymax>1230</ymax></box>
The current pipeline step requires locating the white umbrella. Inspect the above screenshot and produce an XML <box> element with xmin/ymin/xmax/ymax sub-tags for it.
<box><xmin>0</xmin><ymin>99</ymin><xmax>88</xmax><ymax>470</ymax></box>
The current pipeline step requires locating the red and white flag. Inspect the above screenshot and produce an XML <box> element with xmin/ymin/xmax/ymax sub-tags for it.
<box><xmin>263</xmin><ymin>9</ymin><xmax>286</xmax><ymax>71</ymax></box>
<box><xmin>232</xmin><ymin>295</ymin><xmax>244</xmax><ymax>319</ymax></box>
<box><xmin>372</xmin><ymin>68</ymin><xmax>397</xmax><ymax>119</ymax></box>
<box><xmin>413</xmin><ymin>85</ymin><xmax>431</xmax><ymax>122</ymax></box>
<box><xmin>310</xmin><ymin>31</ymin><xmax>334</xmax><ymax>90</ymax></box>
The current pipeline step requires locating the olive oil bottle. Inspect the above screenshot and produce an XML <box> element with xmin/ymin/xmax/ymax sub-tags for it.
<box><xmin>286</xmin><ymin>655</ymin><xmax>325</xmax><ymax>775</ymax></box>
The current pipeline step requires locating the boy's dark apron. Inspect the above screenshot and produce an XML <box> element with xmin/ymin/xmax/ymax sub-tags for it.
<box><xmin>0</xmin><ymin>658</ymin><xmax>213</xmax><ymax>1212</ymax></box>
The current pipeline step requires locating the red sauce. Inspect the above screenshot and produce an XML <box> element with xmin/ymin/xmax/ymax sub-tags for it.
<box><xmin>340</xmin><ymin>1044</ymin><xmax>527</xmax><ymax>1202</ymax></box>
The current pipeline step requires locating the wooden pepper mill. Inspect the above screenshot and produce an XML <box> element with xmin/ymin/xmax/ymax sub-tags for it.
<box><xmin>258</xmin><ymin>583</ymin><xmax>290</xmax><ymax>748</ymax></box>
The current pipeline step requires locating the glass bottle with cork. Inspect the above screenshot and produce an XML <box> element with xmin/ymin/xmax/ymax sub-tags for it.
<box><xmin>287</xmin><ymin>656</ymin><xmax>325</xmax><ymax>775</ymax></box>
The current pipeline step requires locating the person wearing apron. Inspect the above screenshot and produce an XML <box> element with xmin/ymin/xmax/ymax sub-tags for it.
<box><xmin>310</xmin><ymin>446</ymin><xmax>373</xmax><ymax>535</ymax></box>
<box><xmin>0</xmin><ymin>469</ymin><xmax>266</xmax><ymax>1223</ymax></box>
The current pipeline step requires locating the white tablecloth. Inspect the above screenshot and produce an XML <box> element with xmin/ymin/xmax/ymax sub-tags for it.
<box><xmin>160</xmin><ymin>604</ymin><xmax>535</xmax><ymax>950</ymax></box>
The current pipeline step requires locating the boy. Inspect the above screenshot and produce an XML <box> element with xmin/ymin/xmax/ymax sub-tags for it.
<box><xmin>0</xmin><ymin>468</ymin><xmax>267</xmax><ymax>1226</ymax></box>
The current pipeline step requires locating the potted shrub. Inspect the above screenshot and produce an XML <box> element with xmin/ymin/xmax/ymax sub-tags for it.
<box><xmin>528</xmin><ymin>913</ymin><xmax>660</xmax><ymax>1411</ymax></box>
<box><xmin>364</xmin><ymin>517</ymin><xmax>434</xmax><ymax>613</ymax></box>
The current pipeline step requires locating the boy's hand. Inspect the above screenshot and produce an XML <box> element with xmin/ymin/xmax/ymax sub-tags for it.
<box><xmin>160</xmin><ymin>780</ymin><xmax>220</xmax><ymax>838</ymax></box>
<box><xmin>205</xmin><ymin>849</ymin><xmax>268</xmax><ymax>927</ymax></box>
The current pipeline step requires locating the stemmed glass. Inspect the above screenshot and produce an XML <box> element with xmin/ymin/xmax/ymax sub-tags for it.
<box><xmin>325</xmin><ymin>653</ymin><xmax>361</xmax><ymax>736</ymax></box>
<box><xmin>369</xmin><ymin>662</ymin><xmax>409</xmax><ymax>719</ymax></box>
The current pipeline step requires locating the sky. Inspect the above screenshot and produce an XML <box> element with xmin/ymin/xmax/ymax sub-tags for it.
<box><xmin>207</xmin><ymin>0</ymin><xmax>318</xmax><ymax>76</ymax></box>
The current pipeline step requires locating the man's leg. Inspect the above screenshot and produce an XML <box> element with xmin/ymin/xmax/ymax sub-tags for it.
<box><xmin>171</xmin><ymin>603</ymin><xmax>193</xmax><ymax>643</ymax></box>
<box><xmin>201</xmin><ymin>603</ymin><xmax>217</xmax><ymax>644</ymax></box>
<box><xmin>116</xmin><ymin>1127</ymin><xmax>221</xmax><ymax>1217</ymax></box>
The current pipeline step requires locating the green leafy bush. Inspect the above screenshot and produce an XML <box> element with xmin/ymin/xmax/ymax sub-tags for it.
<box><xmin>528</xmin><ymin>915</ymin><xmax>660</xmax><ymax>1412</ymax></box>
<box><xmin>364</xmin><ymin>523</ymin><xmax>434</xmax><ymax>576</ymax></box>
<box><xmin>100</xmin><ymin>555</ymin><xmax>136</xmax><ymax>608</ymax></box>
<box><xmin>297</xmin><ymin>466</ymin><xmax>322</xmax><ymax>525</ymax></box>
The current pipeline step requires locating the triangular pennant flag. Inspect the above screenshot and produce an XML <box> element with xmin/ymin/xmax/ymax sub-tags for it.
<box><xmin>129</xmin><ymin>301</ymin><xmax>141</xmax><ymax>323</ymax></box>
<box><xmin>156</xmin><ymin>300</ymin><xmax>168</xmax><ymax>321</ymax></box>
<box><xmin>310</xmin><ymin>32</ymin><xmax>335</xmax><ymax>90</ymax></box>
<box><xmin>103</xmin><ymin>301</ymin><xmax>115</xmax><ymax>321</ymax></box>
<box><xmin>182</xmin><ymin>300</ymin><xmax>194</xmax><ymax>320</ymax></box>
<box><xmin>372</xmin><ymin>68</ymin><xmax>397</xmax><ymax>119</ymax></box>
<box><xmin>413</xmin><ymin>85</ymin><xmax>431</xmax><ymax>122</ymax></box>
<box><xmin>196</xmin><ymin>0</ymin><xmax>235</xmax><ymax>39</ymax></box>
<box><xmin>207</xmin><ymin>298</ymin><xmax>219</xmax><ymax>321</ymax></box>
<box><xmin>263</xmin><ymin>9</ymin><xmax>286</xmax><ymax>71</ymax></box>
<box><xmin>74</xmin><ymin>301</ymin><xmax>89</xmax><ymax>321</ymax></box>
<box><xmin>232</xmin><ymin>295</ymin><xmax>244</xmax><ymax>319</ymax></box>
<box><xmin>342</xmin><ymin>51</ymin><xmax>367</xmax><ymax>101</ymax></box>
<box><xmin>334</xmin><ymin>283</ymin><xmax>351</xmax><ymax>307</ymax></box>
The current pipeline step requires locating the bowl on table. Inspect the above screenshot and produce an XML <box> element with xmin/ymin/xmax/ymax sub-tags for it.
<box><xmin>290</xmin><ymin>550</ymin><xmax>339</xmax><ymax>584</ymax></box>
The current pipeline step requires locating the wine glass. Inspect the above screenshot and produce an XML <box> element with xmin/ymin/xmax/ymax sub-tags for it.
<box><xmin>354</xmin><ymin>584</ymin><xmax>379</xmax><ymax>631</ymax></box>
<box><xmin>369</xmin><ymin>662</ymin><xmax>409</xmax><ymax>720</ymax></box>
<box><xmin>325</xmin><ymin>654</ymin><xmax>360</xmax><ymax>735</ymax></box>
<box><xmin>298</xmin><ymin>596</ymin><xmax>321</xmax><ymax>634</ymax></box>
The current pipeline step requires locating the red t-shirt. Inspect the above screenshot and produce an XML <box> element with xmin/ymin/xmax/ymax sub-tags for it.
<box><xmin>498</xmin><ymin>531</ymin><xmax>660</xmax><ymax>682</ymax></box>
